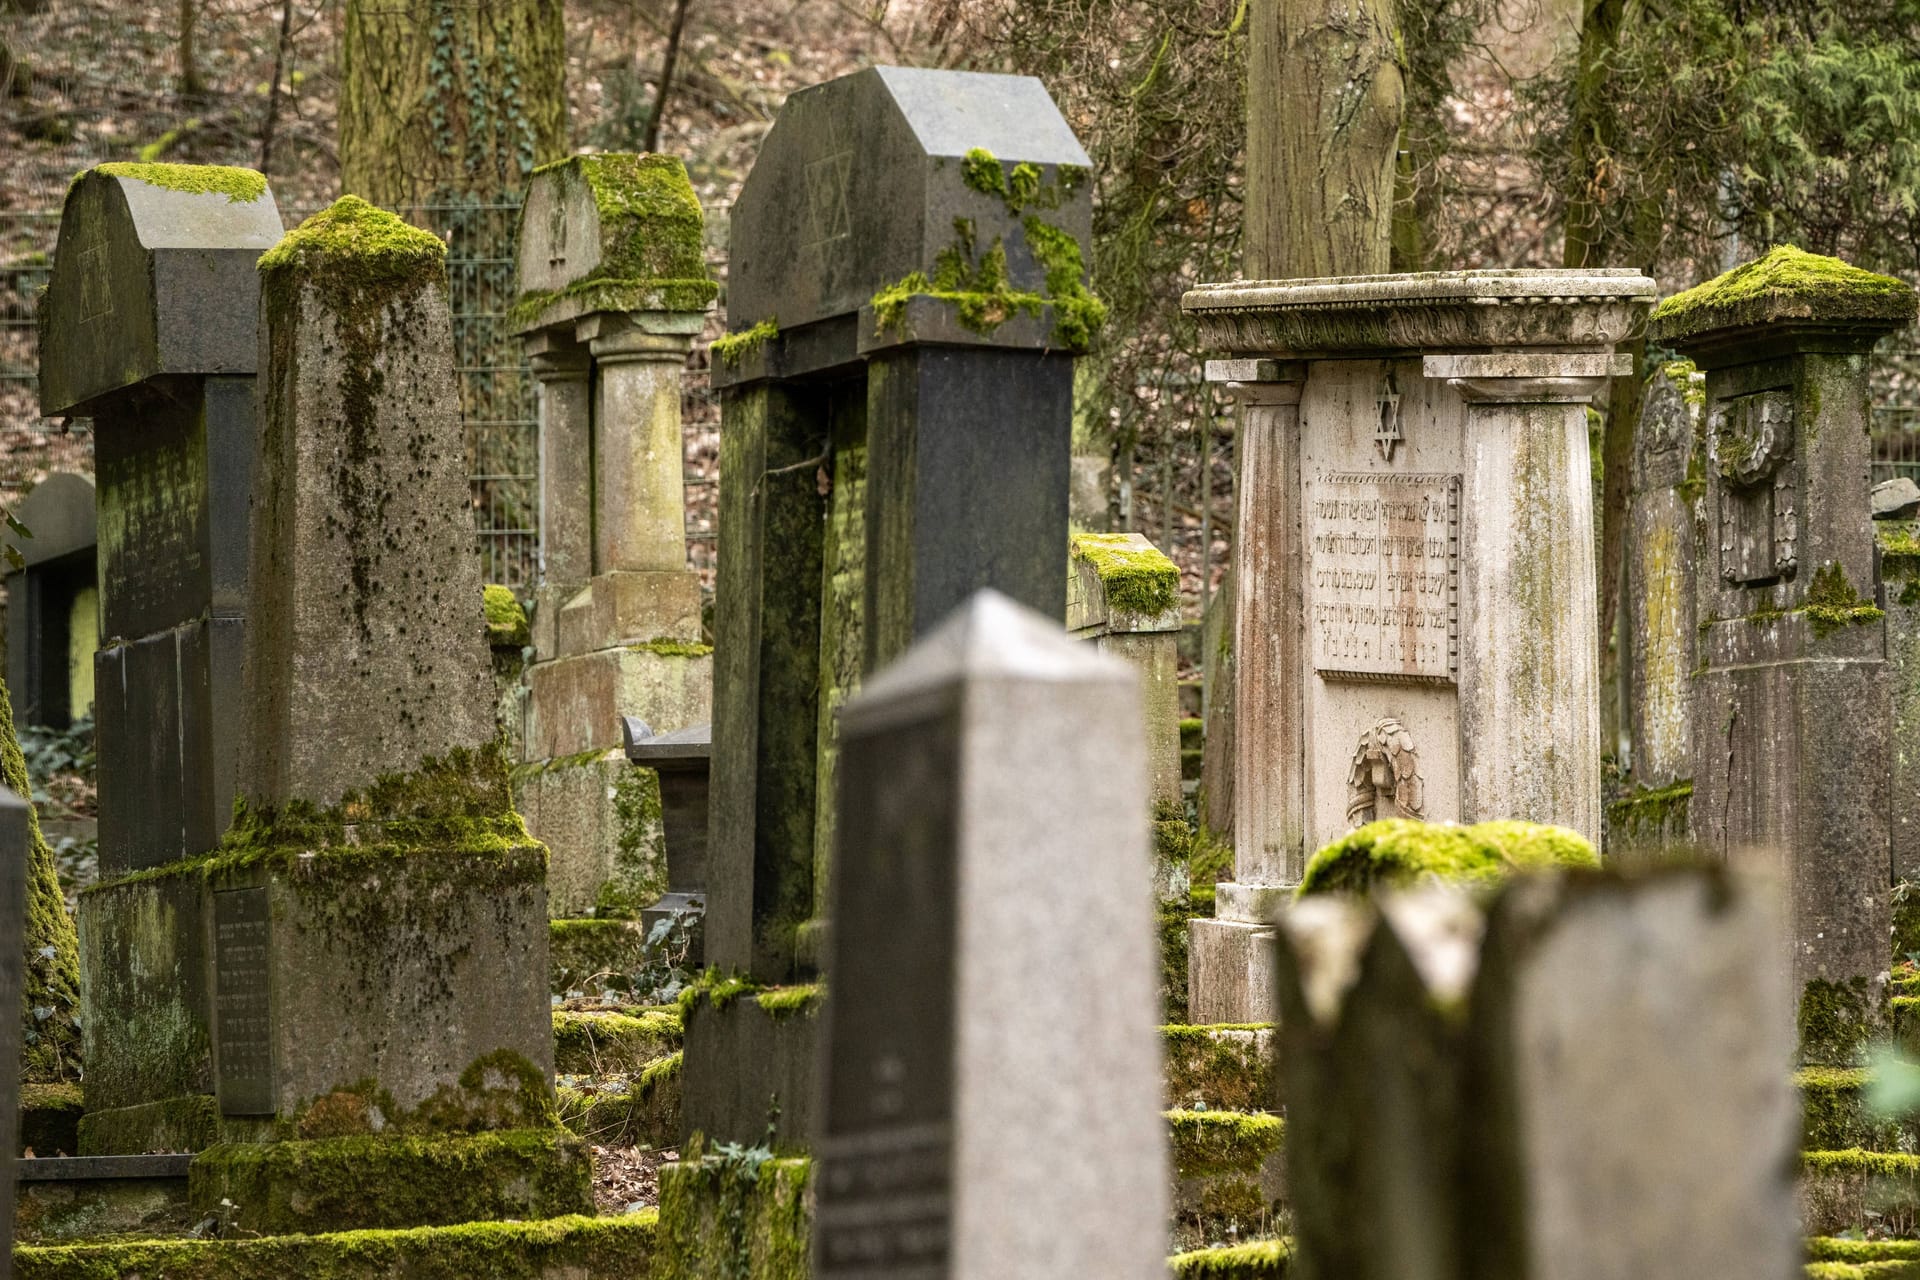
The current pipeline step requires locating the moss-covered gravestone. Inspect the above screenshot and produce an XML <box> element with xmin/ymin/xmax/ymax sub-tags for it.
<box><xmin>709</xmin><ymin>67</ymin><xmax>1099</xmax><ymax>992</ymax></box>
<box><xmin>508</xmin><ymin>154</ymin><xmax>716</xmax><ymax>962</ymax></box>
<box><xmin>1650</xmin><ymin>246</ymin><xmax>1917</xmax><ymax>1065</ymax></box>
<box><xmin>1067</xmin><ymin>532</ymin><xmax>1184</xmax><ymax>807</ymax></box>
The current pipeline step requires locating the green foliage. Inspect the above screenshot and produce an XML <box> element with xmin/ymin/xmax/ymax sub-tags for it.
<box><xmin>1297</xmin><ymin>818</ymin><xmax>1599</xmax><ymax>898</ymax></box>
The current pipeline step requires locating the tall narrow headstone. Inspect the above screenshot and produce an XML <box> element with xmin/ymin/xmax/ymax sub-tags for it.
<box><xmin>0</xmin><ymin>786</ymin><xmax>28</xmax><ymax>1280</ymax></box>
<box><xmin>38</xmin><ymin>164</ymin><xmax>280</xmax><ymax>1152</ymax></box>
<box><xmin>709</xmin><ymin>66</ymin><xmax>1097</xmax><ymax>987</ymax></box>
<box><xmin>1066</xmin><ymin>531</ymin><xmax>1185</xmax><ymax>808</ymax></box>
<box><xmin>1651</xmin><ymin>246</ymin><xmax>1916</xmax><ymax>1063</ymax></box>
<box><xmin>1179</xmin><ymin>269</ymin><xmax>1655</xmax><ymax>1022</ymax></box>
<box><xmin>815</xmin><ymin>591</ymin><xmax>1167</xmax><ymax>1280</ymax></box>
<box><xmin>510</xmin><ymin>154</ymin><xmax>717</xmax><ymax>937</ymax></box>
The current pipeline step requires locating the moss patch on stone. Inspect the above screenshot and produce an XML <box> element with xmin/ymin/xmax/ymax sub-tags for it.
<box><xmin>258</xmin><ymin>195</ymin><xmax>444</xmax><ymax>282</ymax></box>
<box><xmin>557</xmin><ymin>1052</ymin><xmax>680</xmax><ymax>1148</ymax></box>
<box><xmin>1649</xmin><ymin>245</ymin><xmax>1918</xmax><ymax>345</ymax></box>
<box><xmin>19</xmin><ymin>1082</ymin><xmax>84</xmax><ymax>1156</ymax></box>
<box><xmin>12</xmin><ymin>1211</ymin><xmax>654</xmax><ymax>1280</ymax></box>
<box><xmin>1806</xmin><ymin>562</ymin><xmax>1886</xmax><ymax>638</ymax></box>
<box><xmin>1606</xmin><ymin>779</ymin><xmax>1693</xmax><ymax>840</ymax></box>
<box><xmin>627</xmin><ymin>638</ymin><xmax>714</xmax><ymax>658</ymax></box>
<box><xmin>76</xmin><ymin>1093</ymin><xmax>221</xmax><ymax>1157</ymax></box>
<box><xmin>1162</xmin><ymin>1024</ymin><xmax>1275</xmax><ymax>1112</ymax></box>
<box><xmin>1169</xmin><ymin>1238</ymin><xmax>1292</xmax><ymax>1278</ymax></box>
<box><xmin>1802</xmin><ymin>976</ymin><xmax>1881</xmax><ymax>1066</ymax></box>
<box><xmin>755</xmin><ymin>983</ymin><xmax>824</xmax><ymax>1019</ymax></box>
<box><xmin>1800</xmin><ymin>1066</ymin><xmax>1901</xmax><ymax>1152</ymax></box>
<box><xmin>1166</xmin><ymin>1109</ymin><xmax>1285</xmax><ymax>1179</ymax></box>
<box><xmin>549</xmin><ymin>918</ymin><xmax>648</xmax><ymax>996</ymax></box>
<box><xmin>711</xmin><ymin>318</ymin><xmax>778</xmax><ymax>367</ymax></box>
<box><xmin>1023</xmin><ymin>213</ymin><xmax>1107</xmax><ymax>349</ymax></box>
<box><xmin>483</xmin><ymin>584</ymin><xmax>529</xmax><ymax>649</ymax></box>
<box><xmin>656</xmin><ymin>1140</ymin><xmax>811</xmax><ymax>1280</ymax></box>
<box><xmin>551</xmin><ymin>1008</ymin><xmax>680</xmax><ymax>1074</ymax></box>
<box><xmin>94</xmin><ymin>162</ymin><xmax>267</xmax><ymax>203</ymax></box>
<box><xmin>1073</xmin><ymin>532</ymin><xmax>1180</xmax><ymax>617</ymax></box>
<box><xmin>1</xmin><ymin>674</ymin><xmax>81</xmax><ymax>1084</ymax></box>
<box><xmin>1297</xmin><ymin>818</ymin><xmax>1598</xmax><ymax>898</ymax></box>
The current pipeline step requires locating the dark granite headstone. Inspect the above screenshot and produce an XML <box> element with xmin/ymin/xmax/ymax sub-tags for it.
<box><xmin>0</xmin><ymin>785</ymin><xmax>29</xmax><ymax>1276</ymax></box>
<box><xmin>814</xmin><ymin>592</ymin><xmax>1167</xmax><ymax>1279</ymax></box>
<box><xmin>708</xmin><ymin>67</ymin><xmax>1094</xmax><ymax>984</ymax></box>
<box><xmin>622</xmin><ymin>716</ymin><xmax>711</xmax><ymax>949</ymax></box>
<box><xmin>3</xmin><ymin>472</ymin><xmax>98</xmax><ymax>730</ymax></box>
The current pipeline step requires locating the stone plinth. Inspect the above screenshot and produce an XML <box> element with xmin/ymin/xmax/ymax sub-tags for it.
<box><xmin>622</xmin><ymin>717</ymin><xmax>711</xmax><ymax>950</ymax></box>
<box><xmin>1179</xmin><ymin>268</ymin><xmax>1655</xmax><ymax>1022</ymax></box>
<box><xmin>1651</xmin><ymin>246</ymin><xmax>1916</xmax><ymax>1063</ymax></box>
<box><xmin>708</xmin><ymin>67</ymin><xmax>1096</xmax><ymax>987</ymax></box>
<box><xmin>1067</xmin><ymin>532</ymin><xmax>1184</xmax><ymax>809</ymax></box>
<box><xmin>512</xmin><ymin>153</ymin><xmax>716</xmax><ymax>924</ymax></box>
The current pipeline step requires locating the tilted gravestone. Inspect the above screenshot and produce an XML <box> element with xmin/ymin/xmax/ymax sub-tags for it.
<box><xmin>1178</xmin><ymin>268</ymin><xmax>1655</xmax><ymax>1022</ymax></box>
<box><xmin>2</xmin><ymin>472</ymin><xmax>98</xmax><ymax>731</ymax></box>
<box><xmin>1650</xmin><ymin>246</ymin><xmax>1916</xmax><ymax>1064</ymax></box>
<box><xmin>37</xmin><ymin>165</ymin><xmax>279</xmax><ymax>1153</ymax></box>
<box><xmin>1275</xmin><ymin>870</ymin><xmax>1797</xmax><ymax>1280</ymax></box>
<box><xmin>510</xmin><ymin>153</ymin><xmax>718</xmax><ymax>973</ymax></box>
<box><xmin>814</xmin><ymin>591</ymin><xmax>1168</xmax><ymax>1280</ymax></box>
<box><xmin>708</xmin><ymin>66</ymin><xmax>1098</xmax><ymax>989</ymax></box>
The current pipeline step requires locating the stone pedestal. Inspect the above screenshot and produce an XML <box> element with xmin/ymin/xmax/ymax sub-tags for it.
<box><xmin>1179</xmin><ymin>270</ymin><xmax>1655</xmax><ymax>1022</ymax></box>
<box><xmin>622</xmin><ymin>717</ymin><xmax>711</xmax><ymax>950</ymax></box>
<box><xmin>511</xmin><ymin>153</ymin><xmax>718</xmax><ymax>930</ymax></box>
<box><xmin>1067</xmin><ymin>532</ymin><xmax>1184</xmax><ymax>809</ymax></box>
<box><xmin>1651</xmin><ymin>247</ymin><xmax>1916</xmax><ymax>1064</ymax></box>
<box><xmin>708</xmin><ymin>67</ymin><xmax>1095</xmax><ymax>987</ymax></box>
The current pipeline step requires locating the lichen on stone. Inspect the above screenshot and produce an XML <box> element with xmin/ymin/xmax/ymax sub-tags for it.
<box><xmin>1297</xmin><ymin>818</ymin><xmax>1599</xmax><ymax>898</ymax></box>
<box><xmin>1805</xmin><ymin>562</ymin><xmax>1886</xmax><ymax>638</ymax></box>
<box><xmin>1649</xmin><ymin>245</ymin><xmax>1918</xmax><ymax>345</ymax></box>
<box><xmin>710</xmin><ymin>317</ymin><xmax>778</xmax><ymax>367</ymax></box>
<box><xmin>93</xmin><ymin>161</ymin><xmax>268</xmax><ymax>203</ymax></box>
<box><xmin>1072</xmin><ymin>532</ymin><xmax>1180</xmax><ymax>616</ymax></box>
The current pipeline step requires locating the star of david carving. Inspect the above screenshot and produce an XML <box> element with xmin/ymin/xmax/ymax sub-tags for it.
<box><xmin>1375</xmin><ymin>373</ymin><xmax>1403</xmax><ymax>463</ymax></box>
<box><xmin>77</xmin><ymin>232</ymin><xmax>112</xmax><ymax>324</ymax></box>
<box><xmin>805</xmin><ymin>151</ymin><xmax>853</xmax><ymax>246</ymax></box>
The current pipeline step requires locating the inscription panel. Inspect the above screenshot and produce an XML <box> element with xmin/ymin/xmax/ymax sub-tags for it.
<box><xmin>1310</xmin><ymin>471</ymin><xmax>1460</xmax><ymax>683</ymax></box>
<box><xmin>212</xmin><ymin>887</ymin><xmax>274</xmax><ymax>1115</ymax></box>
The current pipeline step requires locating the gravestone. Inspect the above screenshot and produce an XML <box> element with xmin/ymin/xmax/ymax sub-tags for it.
<box><xmin>1612</xmin><ymin>361</ymin><xmax>1705</xmax><ymax>849</ymax></box>
<box><xmin>814</xmin><ymin>590</ymin><xmax>1167</xmax><ymax>1280</ymax></box>
<box><xmin>1066</xmin><ymin>531</ymin><xmax>1184</xmax><ymax>808</ymax></box>
<box><xmin>511</xmin><ymin>153</ymin><xmax>716</xmax><ymax>932</ymax></box>
<box><xmin>709</xmin><ymin>66</ymin><xmax>1097</xmax><ymax>989</ymax></box>
<box><xmin>1179</xmin><ymin>269</ymin><xmax>1655</xmax><ymax>1022</ymax></box>
<box><xmin>0</xmin><ymin>786</ymin><xmax>27</xmax><ymax>1280</ymax></box>
<box><xmin>1651</xmin><ymin>246</ymin><xmax>1915</xmax><ymax>1063</ymax></box>
<box><xmin>621</xmin><ymin>716</ymin><xmax>711</xmax><ymax>949</ymax></box>
<box><xmin>2</xmin><ymin>473</ymin><xmax>98</xmax><ymax>731</ymax></box>
<box><xmin>1881</xmin><ymin>515</ymin><xmax>1920</xmax><ymax>887</ymax></box>
<box><xmin>38</xmin><ymin>165</ymin><xmax>280</xmax><ymax>1153</ymax></box>
<box><xmin>1273</xmin><ymin>869</ymin><xmax>1798</xmax><ymax>1280</ymax></box>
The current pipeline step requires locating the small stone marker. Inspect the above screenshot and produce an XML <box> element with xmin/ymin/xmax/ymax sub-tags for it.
<box><xmin>709</xmin><ymin>66</ymin><xmax>1097</xmax><ymax>986</ymax></box>
<box><xmin>0</xmin><ymin>785</ymin><xmax>29</xmax><ymax>1278</ymax></box>
<box><xmin>1066</xmin><ymin>532</ymin><xmax>1184</xmax><ymax>808</ymax></box>
<box><xmin>1274</xmin><ymin>869</ymin><xmax>1798</xmax><ymax>1280</ymax></box>
<box><xmin>622</xmin><ymin>716</ymin><xmax>711</xmax><ymax>946</ymax></box>
<box><xmin>2</xmin><ymin>472</ymin><xmax>98</xmax><ymax>731</ymax></box>
<box><xmin>815</xmin><ymin>590</ymin><xmax>1167</xmax><ymax>1280</ymax></box>
<box><xmin>1180</xmin><ymin>269</ymin><xmax>1655</xmax><ymax>1022</ymax></box>
<box><xmin>1650</xmin><ymin>246</ymin><xmax>1916</xmax><ymax>1062</ymax></box>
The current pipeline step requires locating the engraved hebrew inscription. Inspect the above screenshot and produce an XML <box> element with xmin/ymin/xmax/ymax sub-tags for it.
<box><xmin>1310</xmin><ymin>472</ymin><xmax>1459</xmax><ymax>683</ymax></box>
<box><xmin>213</xmin><ymin>886</ymin><xmax>275</xmax><ymax>1115</ymax></box>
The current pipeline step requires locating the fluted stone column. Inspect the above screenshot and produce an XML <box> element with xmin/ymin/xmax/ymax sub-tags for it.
<box><xmin>582</xmin><ymin>317</ymin><xmax>694</xmax><ymax>575</ymax></box>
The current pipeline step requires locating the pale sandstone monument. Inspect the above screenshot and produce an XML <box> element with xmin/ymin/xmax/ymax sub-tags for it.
<box><xmin>1180</xmin><ymin>268</ymin><xmax>1656</xmax><ymax>1022</ymax></box>
<box><xmin>1066</xmin><ymin>531</ymin><xmax>1185</xmax><ymax>809</ymax></box>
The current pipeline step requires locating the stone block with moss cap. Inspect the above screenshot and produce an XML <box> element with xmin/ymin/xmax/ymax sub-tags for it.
<box><xmin>1295</xmin><ymin>817</ymin><xmax>1597</xmax><ymax>898</ymax></box>
<box><xmin>1657</xmin><ymin>246</ymin><xmax>1909</xmax><ymax>1063</ymax></box>
<box><xmin>1069</xmin><ymin>532</ymin><xmax>1185</xmax><ymax>806</ymax></box>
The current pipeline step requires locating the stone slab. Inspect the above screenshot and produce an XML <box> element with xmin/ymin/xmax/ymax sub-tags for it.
<box><xmin>553</xmin><ymin>570</ymin><xmax>704</xmax><ymax>657</ymax></box>
<box><xmin>1187</xmin><ymin>917</ymin><xmax>1279</xmax><ymax>1026</ymax></box>
<box><xmin>526</xmin><ymin>646</ymin><xmax>714</xmax><ymax>760</ymax></box>
<box><xmin>679</xmin><ymin>991</ymin><xmax>819</xmax><ymax>1150</ymax></box>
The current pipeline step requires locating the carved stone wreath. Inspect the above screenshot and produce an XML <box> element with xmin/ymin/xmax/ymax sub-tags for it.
<box><xmin>1347</xmin><ymin>717</ymin><xmax>1426</xmax><ymax>828</ymax></box>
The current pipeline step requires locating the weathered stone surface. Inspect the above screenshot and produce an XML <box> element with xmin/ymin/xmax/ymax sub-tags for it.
<box><xmin>525</xmin><ymin>646</ymin><xmax>712</xmax><ymax>760</ymax></box>
<box><xmin>3</xmin><ymin>473</ymin><xmax>97</xmax><ymax>731</ymax></box>
<box><xmin>0</xmin><ymin>786</ymin><xmax>28</xmax><ymax>1250</ymax></box>
<box><xmin>815</xmin><ymin>591</ymin><xmax>1167</xmax><ymax>1280</ymax></box>
<box><xmin>679</xmin><ymin>985</ymin><xmax>820</xmax><ymax>1150</ymax></box>
<box><xmin>1882</xmin><ymin>522</ymin><xmax>1920</xmax><ymax>882</ymax></box>
<box><xmin>1874</xmin><ymin>477</ymin><xmax>1920</xmax><ymax>520</ymax></box>
<box><xmin>1069</xmin><ymin>532</ymin><xmax>1183</xmax><ymax>807</ymax></box>
<box><xmin>513</xmin><ymin>750</ymin><xmax>665</xmax><ymax>918</ymax></box>
<box><xmin>552</xmin><ymin>570</ymin><xmax>703</xmax><ymax>657</ymax></box>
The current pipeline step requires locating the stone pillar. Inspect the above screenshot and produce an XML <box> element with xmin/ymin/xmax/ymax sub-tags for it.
<box><xmin>36</xmin><ymin>164</ymin><xmax>281</xmax><ymax>1154</ymax></box>
<box><xmin>1179</xmin><ymin>270</ymin><xmax>1654</xmax><ymax>1023</ymax></box>
<box><xmin>813</xmin><ymin>591</ymin><xmax>1168</xmax><ymax>1280</ymax></box>
<box><xmin>510</xmin><ymin>154</ymin><xmax>718</xmax><ymax>970</ymax></box>
<box><xmin>1067</xmin><ymin>531</ymin><xmax>1185</xmax><ymax>809</ymax></box>
<box><xmin>1652</xmin><ymin>246</ymin><xmax>1916</xmax><ymax>1064</ymax></box>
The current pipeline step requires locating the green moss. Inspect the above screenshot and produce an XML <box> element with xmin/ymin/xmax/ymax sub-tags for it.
<box><xmin>1181</xmin><ymin>717</ymin><xmax>1205</xmax><ymax>751</ymax></box>
<box><xmin>599</xmin><ymin>764</ymin><xmax>667</xmax><ymax>918</ymax></box>
<box><xmin>0</xmin><ymin>674</ymin><xmax>81</xmax><ymax>1084</ymax></box>
<box><xmin>1606</xmin><ymin>779</ymin><xmax>1694</xmax><ymax>838</ymax></box>
<box><xmin>961</xmin><ymin>147</ymin><xmax>1006</xmax><ymax>197</ymax></box>
<box><xmin>677</xmin><ymin>967</ymin><xmax>759</xmax><ymax>1020</ymax></box>
<box><xmin>1806</xmin><ymin>562</ymin><xmax>1886</xmax><ymax>637</ymax></box>
<box><xmin>1812</xmin><ymin>1240</ymin><xmax>1920</xmax><ymax>1264</ymax></box>
<box><xmin>12</xmin><ymin>1213</ymin><xmax>655</xmax><ymax>1280</ymax></box>
<box><xmin>712</xmin><ymin>317</ymin><xmax>779</xmax><ymax>367</ymax></box>
<box><xmin>1297</xmin><ymin>818</ymin><xmax>1598</xmax><ymax>898</ymax></box>
<box><xmin>1169</xmin><ymin>1238</ymin><xmax>1292</xmax><ymax>1279</ymax></box>
<box><xmin>482</xmin><ymin>584</ymin><xmax>529</xmax><ymax>648</ymax></box>
<box><xmin>258</xmin><ymin>195</ymin><xmax>444</xmax><ymax>282</ymax></box>
<box><xmin>1802</xmin><ymin>976</ymin><xmax>1881</xmax><ymax>1065</ymax></box>
<box><xmin>871</xmin><ymin>231</ymin><xmax>1045</xmax><ymax>338</ymax></box>
<box><xmin>506</xmin><ymin>277</ymin><xmax>717</xmax><ymax>330</ymax></box>
<box><xmin>557</xmin><ymin>1052</ymin><xmax>680</xmax><ymax>1148</ymax></box>
<box><xmin>75</xmin><ymin>1093</ymin><xmax>221</xmax><ymax>1156</ymax></box>
<box><xmin>1649</xmin><ymin>245</ymin><xmax>1918</xmax><ymax>344</ymax></box>
<box><xmin>656</xmin><ymin>1144</ymin><xmax>811</xmax><ymax>1280</ymax></box>
<box><xmin>627</xmin><ymin>638</ymin><xmax>714</xmax><ymax>658</ymax></box>
<box><xmin>1804</xmin><ymin>1148</ymin><xmax>1920</xmax><ymax>1176</ymax></box>
<box><xmin>1162</xmin><ymin>1025</ymin><xmax>1275</xmax><ymax>1112</ymax></box>
<box><xmin>548</xmin><ymin>918</ymin><xmax>648</xmax><ymax>996</ymax></box>
<box><xmin>1190</xmin><ymin>824</ymin><xmax>1233</xmax><ymax>888</ymax></box>
<box><xmin>755</xmin><ymin>983</ymin><xmax>824</xmax><ymax>1019</ymax></box>
<box><xmin>19</xmin><ymin>1082</ymin><xmax>84</xmax><ymax>1156</ymax></box>
<box><xmin>1166</xmin><ymin>1109</ymin><xmax>1285</xmax><ymax>1179</ymax></box>
<box><xmin>1023</xmin><ymin>214</ymin><xmax>1108</xmax><ymax>349</ymax></box>
<box><xmin>551</xmin><ymin>1008</ymin><xmax>680</xmax><ymax>1073</ymax></box>
<box><xmin>1073</xmin><ymin>532</ymin><xmax>1180</xmax><ymax>616</ymax></box>
<box><xmin>1799</xmin><ymin>1066</ymin><xmax>1901</xmax><ymax>1151</ymax></box>
<box><xmin>93</xmin><ymin>161</ymin><xmax>267</xmax><ymax>203</ymax></box>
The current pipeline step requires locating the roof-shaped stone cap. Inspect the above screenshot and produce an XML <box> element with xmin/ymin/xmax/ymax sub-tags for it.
<box><xmin>3</xmin><ymin>472</ymin><xmax>94</xmax><ymax>572</ymax></box>
<box><xmin>38</xmin><ymin>164</ymin><xmax>282</xmax><ymax>415</ymax></box>
<box><xmin>1647</xmin><ymin>246</ymin><xmax>1918</xmax><ymax>351</ymax></box>
<box><xmin>1182</xmin><ymin>268</ymin><xmax>1657</xmax><ymax>358</ymax></box>
<box><xmin>512</xmin><ymin>153</ymin><xmax>718</xmax><ymax>334</ymax></box>
<box><xmin>622</xmin><ymin>717</ymin><xmax>712</xmax><ymax>767</ymax></box>
<box><xmin>726</xmin><ymin>66</ymin><xmax>1097</xmax><ymax>350</ymax></box>
<box><xmin>843</xmin><ymin>589</ymin><xmax>1132</xmax><ymax>735</ymax></box>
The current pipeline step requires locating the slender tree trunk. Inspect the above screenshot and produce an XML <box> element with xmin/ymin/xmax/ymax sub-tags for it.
<box><xmin>645</xmin><ymin>0</ymin><xmax>696</xmax><ymax>153</ymax></box>
<box><xmin>340</xmin><ymin>0</ymin><xmax>567</xmax><ymax>208</ymax></box>
<box><xmin>177</xmin><ymin>0</ymin><xmax>202</xmax><ymax>97</ymax></box>
<box><xmin>258</xmin><ymin>0</ymin><xmax>297</xmax><ymax>177</ymax></box>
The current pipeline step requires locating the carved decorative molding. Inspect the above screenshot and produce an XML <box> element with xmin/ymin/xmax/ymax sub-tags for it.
<box><xmin>1347</xmin><ymin>718</ymin><xmax>1426</xmax><ymax>827</ymax></box>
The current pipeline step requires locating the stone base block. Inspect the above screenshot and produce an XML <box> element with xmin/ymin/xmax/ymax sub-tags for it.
<box><xmin>1163</xmin><ymin>1025</ymin><xmax>1277</xmax><ymax>1112</ymax></box>
<box><xmin>526</xmin><ymin>646</ymin><xmax>712</xmax><ymax>760</ymax></box>
<box><xmin>1188</xmin><ymin>918</ymin><xmax>1279</xmax><ymax>1026</ymax></box>
<box><xmin>555</xmin><ymin>571</ymin><xmax>704</xmax><ymax>658</ymax></box>
<box><xmin>656</xmin><ymin>1147</ymin><xmax>812</xmax><ymax>1280</ymax></box>
<box><xmin>1168</xmin><ymin>1110</ymin><xmax>1287</xmax><ymax>1253</ymax></box>
<box><xmin>558</xmin><ymin>1053</ymin><xmax>682</xmax><ymax>1149</ymax></box>
<box><xmin>20</xmin><ymin>1083</ymin><xmax>85</xmax><ymax>1158</ymax></box>
<box><xmin>76</xmin><ymin>1095</ymin><xmax>233</xmax><ymax>1157</ymax></box>
<box><xmin>15</xmin><ymin>1159</ymin><xmax>192</xmax><ymax>1244</ymax></box>
<box><xmin>13</xmin><ymin>1212</ymin><xmax>654</xmax><ymax>1277</ymax></box>
<box><xmin>551</xmin><ymin>1008</ymin><xmax>681</xmax><ymax>1076</ymax></box>
<box><xmin>516</xmin><ymin>752</ymin><xmax>665</xmax><ymax>917</ymax></box>
<box><xmin>188</xmin><ymin>1129</ymin><xmax>592</xmax><ymax>1234</ymax></box>
<box><xmin>1801</xmin><ymin>1152</ymin><xmax>1920</xmax><ymax>1237</ymax></box>
<box><xmin>680</xmin><ymin>985</ymin><xmax>822</xmax><ymax>1150</ymax></box>
<box><xmin>549</xmin><ymin>919</ymin><xmax>649</xmax><ymax>998</ymax></box>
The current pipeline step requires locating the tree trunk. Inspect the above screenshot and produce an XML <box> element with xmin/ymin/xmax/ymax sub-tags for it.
<box><xmin>339</xmin><ymin>0</ymin><xmax>567</xmax><ymax>209</ymax></box>
<box><xmin>1244</xmin><ymin>0</ymin><xmax>1405</xmax><ymax>279</ymax></box>
<box><xmin>177</xmin><ymin>0</ymin><xmax>202</xmax><ymax>97</ymax></box>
